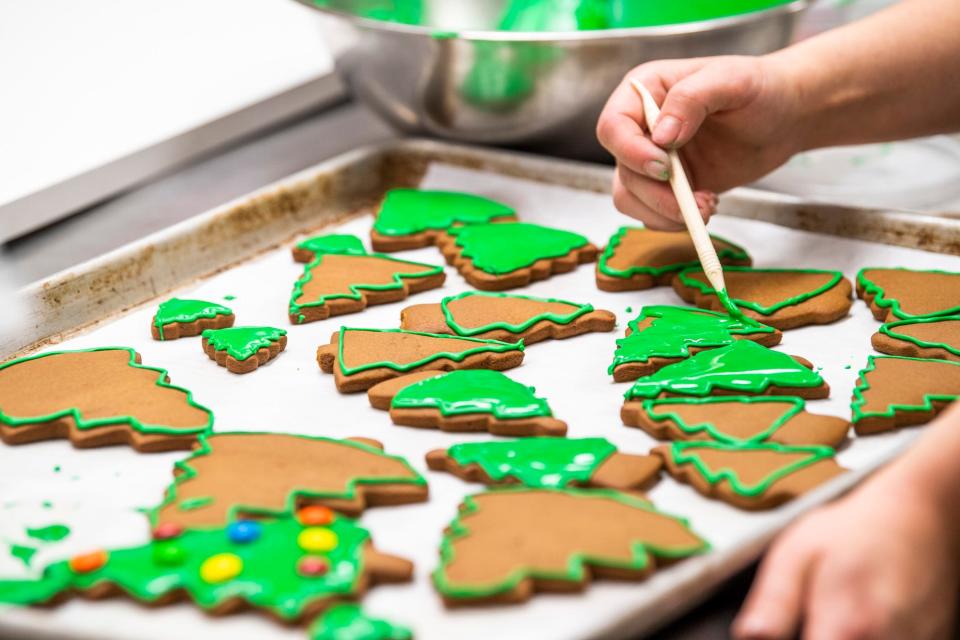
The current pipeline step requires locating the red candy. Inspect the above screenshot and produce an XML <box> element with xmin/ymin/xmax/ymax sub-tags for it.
<box><xmin>297</xmin><ymin>556</ymin><xmax>329</xmax><ymax>577</ymax></box>
<box><xmin>69</xmin><ymin>550</ymin><xmax>108</xmax><ymax>574</ymax></box>
<box><xmin>297</xmin><ymin>505</ymin><xmax>334</xmax><ymax>526</ymax></box>
<box><xmin>153</xmin><ymin>522</ymin><xmax>184</xmax><ymax>541</ymax></box>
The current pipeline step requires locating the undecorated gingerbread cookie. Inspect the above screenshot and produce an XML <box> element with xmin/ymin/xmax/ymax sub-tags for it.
<box><xmin>400</xmin><ymin>291</ymin><xmax>615</xmax><ymax>345</ymax></box>
<box><xmin>202</xmin><ymin>326</ymin><xmax>287</xmax><ymax>374</ymax></box>
<box><xmin>610</xmin><ymin>305</ymin><xmax>781</xmax><ymax>381</ymax></box>
<box><xmin>317</xmin><ymin>328</ymin><xmax>524</xmax><ymax>393</ymax></box>
<box><xmin>433</xmin><ymin>488</ymin><xmax>708</xmax><ymax>606</ymax></box>
<box><xmin>673</xmin><ymin>266</ymin><xmax>853</xmax><ymax>330</ymax></box>
<box><xmin>0</xmin><ymin>347</ymin><xmax>212</xmax><ymax>451</ymax></box>
<box><xmin>436</xmin><ymin>222</ymin><xmax>599</xmax><ymax>290</ymax></box>
<box><xmin>596</xmin><ymin>226</ymin><xmax>750</xmax><ymax>291</ymax></box>
<box><xmin>872</xmin><ymin>317</ymin><xmax>960</xmax><ymax>362</ymax></box>
<box><xmin>292</xmin><ymin>233</ymin><xmax>367</xmax><ymax>263</ymax></box>
<box><xmin>851</xmin><ymin>355</ymin><xmax>960</xmax><ymax>435</ymax></box>
<box><xmin>857</xmin><ymin>267</ymin><xmax>960</xmax><ymax>321</ymax></box>
<box><xmin>152</xmin><ymin>298</ymin><xmax>234</xmax><ymax>340</ymax></box>
<box><xmin>368</xmin><ymin>369</ymin><xmax>566</xmax><ymax>436</ymax></box>
<box><xmin>653</xmin><ymin>441</ymin><xmax>846</xmax><ymax>510</ymax></box>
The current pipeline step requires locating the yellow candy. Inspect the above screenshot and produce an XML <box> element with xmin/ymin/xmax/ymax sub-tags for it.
<box><xmin>199</xmin><ymin>552</ymin><xmax>243</xmax><ymax>584</ymax></box>
<box><xmin>297</xmin><ymin>527</ymin><xmax>338</xmax><ymax>553</ymax></box>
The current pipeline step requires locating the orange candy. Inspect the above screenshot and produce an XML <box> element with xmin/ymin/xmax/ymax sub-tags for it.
<box><xmin>69</xmin><ymin>550</ymin><xmax>108</xmax><ymax>573</ymax></box>
<box><xmin>297</xmin><ymin>505</ymin><xmax>334</xmax><ymax>526</ymax></box>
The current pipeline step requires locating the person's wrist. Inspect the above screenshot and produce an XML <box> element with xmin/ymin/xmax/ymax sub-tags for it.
<box><xmin>758</xmin><ymin>50</ymin><xmax>817</xmax><ymax>155</ymax></box>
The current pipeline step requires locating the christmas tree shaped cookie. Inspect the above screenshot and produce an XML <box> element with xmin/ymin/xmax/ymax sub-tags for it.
<box><xmin>153</xmin><ymin>433</ymin><xmax>428</xmax><ymax>527</ymax></box>
<box><xmin>151</xmin><ymin>298</ymin><xmax>234</xmax><ymax>340</ymax></box>
<box><xmin>0</xmin><ymin>509</ymin><xmax>412</xmax><ymax>624</ymax></box>
<box><xmin>368</xmin><ymin>369</ymin><xmax>567</xmax><ymax>436</ymax></box>
<box><xmin>371</xmin><ymin>188</ymin><xmax>516</xmax><ymax>252</ymax></box>
<box><xmin>872</xmin><ymin>317</ymin><xmax>960</xmax><ymax>362</ymax></box>
<box><xmin>654</xmin><ymin>441</ymin><xmax>845</xmax><ymax>510</ymax></box>
<box><xmin>309</xmin><ymin>604</ymin><xmax>411</xmax><ymax>640</ymax></box>
<box><xmin>293</xmin><ymin>233</ymin><xmax>367</xmax><ymax>263</ymax></box>
<box><xmin>674</xmin><ymin>266</ymin><xmax>853</xmax><ymax>330</ymax></box>
<box><xmin>610</xmin><ymin>305</ymin><xmax>781</xmax><ymax>381</ymax></box>
<box><xmin>426</xmin><ymin>437</ymin><xmax>662</xmax><ymax>491</ymax></box>
<box><xmin>625</xmin><ymin>396</ymin><xmax>849</xmax><ymax>447</ymax></box>
<box><xmin>433</xmin><ymin>488</ymin><xmax>708</xmax><ymax>606</ymax></box>
<box><xmin>596</xmin><ymin>226</ymin><xmax>750</xmax><ymax>291</ymax></box>
<box><xmin>851</xmin><ymin>355</ymin><xmax>960</xmax><ymax>435</ymax></box>
<box><xmin>623</xmin><ymin>340</ymin><xmax>829</xmax><ymax>402</ymax></box>
<box><xmin>437</xmin><ymin>222</ymin><xmax>599</xmax><ymax>290</ymax></box>
<box><xmin>400</xmin><ymin>291</ymin><xmax>616</xmax><ymax>345</ymax></box>
<box><xmin>0</xmin><ymin>348</ymin><xmax>212</xmax><ymax>452</ymax></box>
<box><xmin>317</xmin><ymin>327</ymin><xmax>524</xmax><ymax>393</ymax></box>
<box><xmin>202</xmin><ymin>326</ymin><xmax>287</xmax><ymax>374</ymax></box>
<box><xmin>857</xmin><ymin>267</ymin><xmax>960</xmax><ymax>321</ymax></box>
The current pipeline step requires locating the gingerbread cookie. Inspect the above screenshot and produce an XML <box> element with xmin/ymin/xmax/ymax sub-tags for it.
<box><xmin>436</xmin><ymin>222</ymin><xmax>599</xmax><ymax>291</ymax></box>
<box><xmin>673</xmin><ymin>266</ymin><xmax>853</xmax><ymax>330</ymax></box>
<box><xmin>293</xmin><ymin>234</ymin><xmax>368</xmax><ymax>263</ymax></box>
<box><xmin>622</xmin><ymin>341</ymin><xmax>828</xmax><ymax>402</ymax></box>
<box><xmin>625</xmin><ymin>396</ymin><xmax>849</xmax><ymax>447</ymax></box>
<box><xmin>857</xmin><ymin>267</ymin><xmax>960</xmax><ymax>321</ymax></box>
<box><xmin>851</xmin><ymin>355</ymin><xmax>960</xmax><ymax>435</ymax></box>
<box><xmin>653</xmin><ymin>441</ymin><xmax>845</xmax><ymax>510</ymax></box>
<box><xmin>433</xmin><ymin>488</ymin><xmax>708</xmax><ymax>606</ymax></box>
<box><xmin>872</xmin><ymin>317</ymin><xmax>960</xmax><ymax>362</ymax></box>
<box><xmin>0</xmin><ymin>348</ymin><xmax>212</xmax><ymax>452</ymax></box>
<box><xmin>289</xmin><ymin>250</ymin><xmax>445</xmax><ymax>324</ymax></box>
<box><xmin>610</xmin><ymin>305</ymin><xmax>781</xmax><ymax>381</ymax></box>
<box><xmin>371</xmin><ymin>188</ymin><xmax>516</xmax><ymax>252</ymax></box>
<box><xmin>400</xmin><ymin>291</ymin><xmax>616</xmax><ymax>345</ymax></box>
<box><xmin>202</xmin><ymin>326</ymin><xmax>287</xmax><ymax>374</ymax></box>
<box><xmin>153</xmin><ymin>433</ymin><xmax>427</xmax><ymax>527</ymax></box>
<box><xmin>596</xmin><ymin>226</ymin><xmax>750</xmax><ymax>291</ymax></box>
<box><xmin>317</xmin><ymin>328</ymin><xmax>524</xmax><ymax>393</ymax></box>
<box><xmin>425</xmin><ymin>437</ymin><xmax>661</xmax><ymax>491</ymax></box>
<box><xmin>152</xmin><ymin>298</ymin><xmax>234</xmax><ymax>340</ymax></box>
<box><xmin>368</xmin><ymin>369</ymin><xmax>566</xmax><ymax>436</ymax></box>
<box><xmin>0</xmin><ymin>509</ymin><xmax>412</xmax><ymax>624</ymax></box>
<box><xmin>309</xmin><ymin>604</ymin><xmax>411</xmax><ymax>640</ymax></box>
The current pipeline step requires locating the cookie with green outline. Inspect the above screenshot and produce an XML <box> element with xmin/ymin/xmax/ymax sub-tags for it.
<box><xmin>0</xmin><ymin>510</ymin><xmax>412</xmax><ymax>625</ymax></box>
<box><xmin>425</xmin><ymin>437</ymin><xmax>662</xmax><ymax>491</ymax></box>
<box><xmin>433</xmin><ymin>487</ymin><xmax>708</xmax><ymax>606</ymax></box>
<box><xmin>202</xmin><ymin>326</ymin><xmax>287</xmax><ymax>374</ymax></box>
<box><xmin>400</xmin><ymin>291</ymin><xmax>615</xmax><ymax>345</ymax></box>
<box><xmin>293</xmin><ymin>234</ymin><xmax>368</xmax><ymax>263</ymax></box>
<box><xmin>151</xmin><ymin>298</ymin><xmax>235</xmax><ymax>341</ymax></box>
<box><xmin>596</xmin><ymin>226</ymin><xmax>751</xmax><ymax>291</ymax></box>
<box><xmin>0</xmin><ymin>348</ymin><xmax>212</xmax><ymax>452</ymax></box>
<box><xmin>368</xmin><ymin>369</ymin><xmax>566</xmax><ymax>436</ymax></box>
<box><xmin>610</xmin><ymin>305</ymin><xmax>781</xmax><ymax>381</ymax></box>
<box><xmin>289</xmin><ymin>252</ymin><xmax>445</xmax><ymax>325</ymax></box>
<box><xmin>652</xmin><ymin>441</ymin><xmax>846</xmax><ymax>510</ymax></box>
<box><xmin>309</xmin><ymin>604</ymin><xmax>412</xmax><ymax>640</ymax></box>
<box><xmin>625</xmin><ymin>396</ymin><xmax>849</xmax><ymax>447</ymax></box>
<box><xmin>673</xmin><ymin>266</ymin><xmax>853</xmax><ymax>330</ymax></box>
<box><xmin>153</xmin><ymin>433</ymin><xmax>428</xmax><ymax>528</ymax></box>
<box><xmin>371</xmin><ymin>188</ymin><xmax>516</xmax><ymax>252</ymax></box>
<box><xmin>317</xmin><ymin>327</ymin><xmax>525</xmax><ymax>393</ymax></box>
<box><xmin>872</xmin><ymin>316</ymin><xmax>960</xmax><ymax>362</ymax></box>
<box><xmin>436</xmin><ymin>222</ymin><xmax>599</xmax><ymax>291</ymax></box>
<box><xmin>851</xmin><ymin>355</ymin><xmax>960</xmax><ymax>435</ymax></box>
<box><xmin>857</xmin><ymin>267</ymin><xmax>960</xmax><ymax>321</ymax></box>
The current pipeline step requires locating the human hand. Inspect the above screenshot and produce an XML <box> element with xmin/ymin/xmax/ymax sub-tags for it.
<box><xmin>596</xmin><ymin>56</ymin><xmax>803</xmax><ymax>230</ymax></box>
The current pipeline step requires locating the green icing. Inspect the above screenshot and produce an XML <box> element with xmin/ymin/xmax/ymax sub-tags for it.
<box><xmin>202</xmin><ymin>326</ymin><xmax>286</xmax><ymax>361</ymax></box>
<box><xmin>373</xmin><ymin>189</ymin><xmax>514</xmax><ymax>237</ymax></box>
<box><xmin>391</xmin><ymin>370</ymin><xmax>550</xmax><ymax>419</ymax></box>
<box><xmin>669</xmin><ymin>441</ymin><xmax>836</xmax><ymax>498</ymax></box>
<box><xmin>0</xmin><ymin>347</ymin><xmax>213</xmax><ymax>437</ymax></box>
<box><xmin>10</xmin><ymin>544</ymin><xmax>37</xmax><ymax>567</ymax></box>
<box><xmin>441</xmin><ymin>291</ymin><xmax>593</xmax><ymax>337</ymax></box>
<box><xmin>610</xmin><ymin>305</ymin><xmax>774</xmax><ymax>373</ymax></box>
<box><xmin>309</xmin><ymin>604</ymin><xmax>412</xmax><ymax>640</ymax></box>
<box><xmin>154</xmin><ymin>298</ymin><xmax>233</xmax><ymax>340</ymax></box>
<box><xmin>178</xmin><ymin>496</ymin><xmax>215</xmax><ymax>512</ymax></box>
<box><xmin>26</xmin><ymin>525</ymin><xmax>70</xmax><ymax>543</ymax></box>
<box><xmin>851</xmin><ymin>355</ymin><xmax>960</xmax><ymax>422</ymax></box>
<box><xmin>879</xmin><ymin>316</ymin><xmax>960</xmax><ymax>357</ymax></box>
<box><xmin>447</xmin><ymin>437</ymin><xmax>616</xmax><ymax>488</ymax></box>
<box><xmin>296</xmin><ymin>234</ymin><xmax>368</xmax><ymax>257</ymax></box>
<box><xmin>625</xmin><ymin>341</ymin><xmax>824</xmax><ymax>399</ymax></box>
<box><xmin>597</xmin><ymin>226</ymin><xmax>749</xmax><ymax>279</ymax></box>
<box><xmin>857</xmin><ymin>267</ymin><xmax>960</xmax><ymax>320</ymax></box>
<box><xmin>224</xmin><ymin>295</ymin><xmax>236</xmax><ymax>301</ymax></box>
<box><xmin>448</xmin><ymin>222</ymin><xmax>590</xmax><ymax>274</ymax></box>
<box><xmin>642</xmin><ymin>396</ymin><xmax>806</xmax><ymax>444</ymax></box>
<box><xmin>337</xmin><ymin>328</ymin><xmax>523</xmax><ymax>376</ymax></box>
<box><xmin>0</xmin><ymin>515</ymin><xmax>370</xmax><ymax>620</ymax></box>
<box><xmin>677</xmin><ymin>266</ymin><xmax>845</xmax><ymax>315</ymax></box>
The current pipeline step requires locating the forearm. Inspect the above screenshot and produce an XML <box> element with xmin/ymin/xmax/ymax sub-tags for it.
<box><xmin>766</xmin><ymin>0</ymin><xmax>960</xmax><ymax>150</ymax></box>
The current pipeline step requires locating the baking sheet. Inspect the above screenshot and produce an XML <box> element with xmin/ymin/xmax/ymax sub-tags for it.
<box><xmin>2</xmin><ymin>162</ymin><xmax>959</xmax><ymax>640</ymax></box>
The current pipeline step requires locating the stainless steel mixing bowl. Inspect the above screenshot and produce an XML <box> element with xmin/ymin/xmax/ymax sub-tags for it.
<box><xmin>296</xmin><ymin>1</ymin><xmax>810</xmax><ymax>159</ymax></box>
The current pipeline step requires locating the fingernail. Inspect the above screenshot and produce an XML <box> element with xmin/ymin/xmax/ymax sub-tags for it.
<box><xmin>653</xmin><ymin>115</ymin><xmax>681</xmax><ymax>147</ymax></box>
<box><xmin>644</xmin><ymin>160</ymin><xmax>670</xmax><ymax>181</ymax></box>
